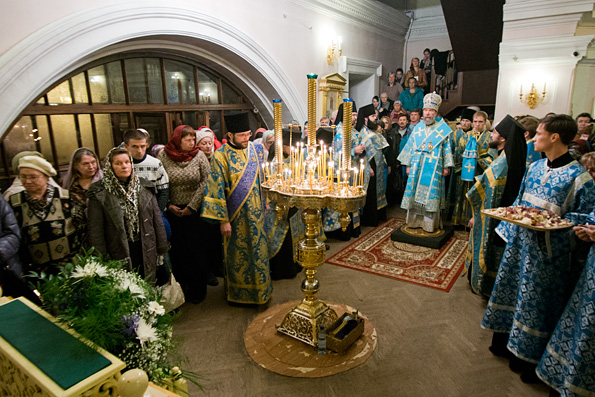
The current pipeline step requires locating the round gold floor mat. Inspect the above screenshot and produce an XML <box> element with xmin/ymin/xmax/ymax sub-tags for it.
<box><xmin>244</xmin><ymin>300</ymin><xmax>376</xmax><ymax>378</ymax></box>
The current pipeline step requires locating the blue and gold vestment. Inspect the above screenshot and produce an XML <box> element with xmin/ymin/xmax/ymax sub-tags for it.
<box><xmin>201</xmin><ymin>142</ymin><xmax>272</xmax><ymax>304</ymax></box>
<box><xmin>466</xmin><ymin>152</ymin><xmax>507</xmax><ymax>297</ymax></box>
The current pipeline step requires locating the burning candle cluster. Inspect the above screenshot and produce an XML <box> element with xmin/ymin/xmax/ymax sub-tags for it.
<box><xmin>261</xmin><ymin>94</ymin><xmax>364</xmax><ymax>198</ymax></box>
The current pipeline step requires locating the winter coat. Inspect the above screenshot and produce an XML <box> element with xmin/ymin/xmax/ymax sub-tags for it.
<box><xmin>0</xmin><ymin>194</ymin><xmax>22</xmax><ymax>277</ymax></box>
<box><xmin>87</xmin><ymin>178</ymin><xmax>169</xmax><ymax>284</ymax></box>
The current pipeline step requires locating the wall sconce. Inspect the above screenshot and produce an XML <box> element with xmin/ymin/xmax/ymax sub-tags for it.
<box><xmin>520</xmin><ymin>83</ymin><xmax>546</xmax><ymax>109</ymax></box>
<box><xmin>327</xmin><ymin>36</ymin><xmax>342</xmax><ymax>66</ymax></box>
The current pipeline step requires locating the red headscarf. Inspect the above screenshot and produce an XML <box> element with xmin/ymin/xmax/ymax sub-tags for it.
<box><xmin>164</xmin><ymin>125</ymin><xmax>200</xmax><ymax>162</ymax></box>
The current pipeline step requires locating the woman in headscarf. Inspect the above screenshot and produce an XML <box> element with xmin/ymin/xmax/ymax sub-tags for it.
<box><xmin>62</xmin><ymin>147</ymin><xmax>103</xmax><ymax>246</ymax></box>
<box><xmin>87</xmin><ymin>148</ymin><xmax>168</xmax><ymax>285</ymax></box>
<box><xmin>7</xmin><ymin>156</ymin><xmax>82</xmax><ymax>275</ymax></box>
<box><xmin>159</xmin><ymin>125</ymin><xmax>210</xmax><ymax>303</ymax></box>
<box><xmin>253</xmin><ymin>129</ymin><xmax>274</xmax><ymax>160</ymax></box>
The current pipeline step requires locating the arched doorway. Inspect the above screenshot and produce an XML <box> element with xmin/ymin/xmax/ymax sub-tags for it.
<box><xmin>0</xmin><ymin>3</ymin><xmax>306</xmax><ymax>185</ymax></box>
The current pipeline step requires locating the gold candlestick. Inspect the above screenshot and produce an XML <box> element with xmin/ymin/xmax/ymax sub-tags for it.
<box><xmin>342</xmin><ymin>99</ymin><xmax>353</xmax><ymax>173</ymax></box>
<box><xmin>307</xmin><ymin>74</ymin><xmax>317</xmax><ymax>147</ymax></box>
<box><xmin>273</xmin><ymin>99</ymin><xmax>283</xmax><ymax>181</ymax></box>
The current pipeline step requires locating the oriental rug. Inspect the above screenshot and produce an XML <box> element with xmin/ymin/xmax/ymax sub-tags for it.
<box><xmin>326</xmin><ymin>218</ymin><xmax>468</xmax><ymax>292</ymax></box>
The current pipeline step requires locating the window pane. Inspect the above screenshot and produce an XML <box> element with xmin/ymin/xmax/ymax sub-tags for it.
<box><xmin>221</xmin><ymin>79</ymin><xmax>242</xmax><ymax>104</ymax></box>
<box><xmin>146</xmin><ymin>58</ymin><xmax>163</xmax><ymax>104</ymax></box>
<box><xmin>198</xmin><ymin>69</ymin><xmax>219</xmax><ymax>104</ymax></box>
<box><xmin>4</xmin><ymin>116</ymin><xmax>36</xmax><ymax>174</ymax></box>
<box><xmin>209</xmin><ymin>111</ymin><xmax>222</xmax><ymax>140</ymax></box>
<box><xmin>89</xmin><ymin>66</ymin><xmax>108</xmax><ymax>104</ymax></box>
<box><xmin>78</xmin><ymin>114</ymin><xmax>95</xmax><ymax>150</ymax></box>
<box><xmin>35</xmin><ymin>116</ymin><xmax>54</xmax><ymax>164</ymax></box>
<box><xmin>72</xmin><ymin>72</ymin><xmax>89</xmax><ymax>104</ymax></box>
<box><xmin>50</xmin><ymin>115</ymin><xmax>79</xmax><ymax>166</ymax></box>
<box><xmin>94</xmin><ymin>114</ymin><xmax>115</xmax><ymax>159</ymax></box>
<box><xmin>46</xmin><ymin>80</ymin><xmax>72</xmax><ymax>105</ymax></box>
<box><xmin>182</xmin><ymin>112</ymin><xmax>197</xmax><ymax>128</ymax></box>
<box><xmin>106</xmin><ymin>61</ymin><xmax>125</xmax><ymax>104</ymax></box>
<box><xmin>125</xmin><ymin>58</ymin><xmax>147</xmax><ymax>104</ymax></box>
<box><xmin>165</xmin><ymin>60</ymin><xmax>196</xmax><ymax>104</ymax></box>
<box><xmin>36</xmin><ymin>97</ymin><xmax>46</xmax><ymax>105</ymax></box>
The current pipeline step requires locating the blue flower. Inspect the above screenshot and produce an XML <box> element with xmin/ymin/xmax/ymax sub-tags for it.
<box><xmin>122</xmin><ymin>314</ymin><xmax>140</xmax><ymax>336</ymax></box>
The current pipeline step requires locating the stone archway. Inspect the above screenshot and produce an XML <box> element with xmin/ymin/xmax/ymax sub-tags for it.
<box><xmin>0</xmin><ymin>2</ymin><xmax>306</xmax><ymax>137</ymax></box>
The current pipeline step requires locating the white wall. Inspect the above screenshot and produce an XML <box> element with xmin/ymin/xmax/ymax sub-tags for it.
<box><xmin>494</xmin><ymin>0</ymin><xmax>594</xmax><ymax>122</ymax></box>
<box><xmin>0</xmin><ymin>0</ymin><xmax>409</xmax><ymax>137</ymax></box>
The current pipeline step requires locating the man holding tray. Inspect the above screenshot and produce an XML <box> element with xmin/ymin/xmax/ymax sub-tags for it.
<box><xmin>481</xmin><ymin>114</ymin><xmax>595</xmax><ymax>383</ymax></box>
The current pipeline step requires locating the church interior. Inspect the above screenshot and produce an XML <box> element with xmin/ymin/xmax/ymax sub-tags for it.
<box><xmin>1</xmin><ymin>0</ymin><xmax>595</xmax><ymax>396</ymax></box>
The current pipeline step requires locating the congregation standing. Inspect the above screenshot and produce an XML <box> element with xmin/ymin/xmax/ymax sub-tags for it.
<box><xmin>3</xmin><ymin>46</ymin><xmax>595</xmax><ymax>396</ymax></box>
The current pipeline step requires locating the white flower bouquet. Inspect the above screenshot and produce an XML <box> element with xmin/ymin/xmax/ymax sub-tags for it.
<box><xmin>33</xmin><ymin>249</ymin><xmax>197</xmax><ymax>389</ymax></box>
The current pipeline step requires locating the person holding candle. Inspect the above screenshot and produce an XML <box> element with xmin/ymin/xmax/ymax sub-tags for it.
<box><xmin>397</xmin><ymin>93</ymin><xmax>454</xmax><ymax>233</ymax></box>
<box><xmin>265</xmin><ymin>127</ymin><xmax>304</xmax><ymax>280</ymax></box>
<box><xmin>201</xmin><ymin>112</ymin><xmax>272</xmax><ymax>305</ymax></box>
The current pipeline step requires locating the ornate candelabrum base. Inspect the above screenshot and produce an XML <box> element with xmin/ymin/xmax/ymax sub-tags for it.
<box><xmin>276</xmin><ymin>208</ymin><xmax>338</xmax><ymax>346</ymax></box>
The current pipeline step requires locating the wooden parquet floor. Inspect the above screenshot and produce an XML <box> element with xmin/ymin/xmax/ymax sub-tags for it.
<box><xmin>175</xmin><ymin>207</ymin><xmax>550</xmax><ymax>396</ymax></box>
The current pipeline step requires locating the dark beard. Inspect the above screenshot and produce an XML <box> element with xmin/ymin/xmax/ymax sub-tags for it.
<box><xmin>488</xmin><ymin>141</ymin><xmax>500</xmax><ymax>149</ymax></box>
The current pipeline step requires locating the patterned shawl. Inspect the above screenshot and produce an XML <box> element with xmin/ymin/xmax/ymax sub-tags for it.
<box><xmin>102</xmin><ymin>148</ymin><xmax>141</xmax><ymax>242</ymax></box>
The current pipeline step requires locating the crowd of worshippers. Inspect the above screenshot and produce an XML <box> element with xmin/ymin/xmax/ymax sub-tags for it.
<box><xmin>2</xmin><ymin>82</ymin><xmax>595</xmax><ymax>394</ymax></box>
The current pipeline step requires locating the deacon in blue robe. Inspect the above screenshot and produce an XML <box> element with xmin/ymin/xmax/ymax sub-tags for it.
<box><xmin>397</xmin><ymin>93</ymin><xmax>454</xmax><ymax>232</ymax></box>
<box><xmin>450</xmin><ymin>112</ymin><xmax>495</xmax><ymax>226</ymax></box>
<box><xmin>325</xmin><ymin>102</ymin><xmax>362</xmax><ymax>236</ymax></box>
<box><xmin>536</xmin><ymin>214</ymin><xmax>595</xmax><ymax>395</ymax></box>
<box><xmin>201</xmin><ymin>113</ymin><xmax>271</xmax><ymax>305</ymax></box>
<box><xmin>482</xmin><ymin>114</ymin><xmax>595</xmax><ymax>380</ymax></box>
<box><xmin>466</xmin><ymin>115</ymin><xmax>527</xmax><ymax>297</ymax></box>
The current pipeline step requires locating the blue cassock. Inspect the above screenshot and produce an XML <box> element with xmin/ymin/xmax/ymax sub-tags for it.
<box><xmin>398</xmin><ymin>117</ymin><xmax>454</xmax><ymax>212</ymax></box>
<box><xmin>466</xmin><ymin>152</ymin><xmax>508</xmax><ymax>297</ymax></box>
<box><xmin>536</xmin><ymin>215</ymin><xmax>595</xmax><ymax>395</ymax></box>
<box><xmin>324</xmin><ymin>122</ymin><xmax>362</xmax><ymax>232</ymax></box>
<box><xmin>481</xmin><ymin>158</ymin><xmax>595</xmax><ymax>363</ymax></box>
<box><xmin>361</xmin><ymin>125</ymin><xmax>389</xmax><ymax>210</ymax></box>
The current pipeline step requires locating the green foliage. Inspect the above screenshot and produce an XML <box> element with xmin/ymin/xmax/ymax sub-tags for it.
<box><xmin>35</xmin><ymin>248</ymin><xmax>191</xmax><ymax>384</ymax></box>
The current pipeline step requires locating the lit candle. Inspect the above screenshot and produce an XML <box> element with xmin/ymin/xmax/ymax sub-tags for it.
<box><xmin>520</xmin><ymin>85</ymin><xmax>523</xmax><ymax>96</ymax></box>
<box><xmin>359</xmin><ymin>159</ymin><xmax>364</xmax><ymax>186</ymax></box>
<box><xmin>353</xmin><ymin>168</ymin><xmax>358</xmax><ymax>188</ymax></box>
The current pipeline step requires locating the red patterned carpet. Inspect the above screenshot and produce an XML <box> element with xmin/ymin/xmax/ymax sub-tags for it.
<box><xmin>326</xmin><ymin>218</ymin><xmax>468</xmax><ymax>292</ymax></box>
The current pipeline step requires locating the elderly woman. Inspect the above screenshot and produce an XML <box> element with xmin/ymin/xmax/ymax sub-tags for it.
<box><xmin>253</xmin><ymin>130</ymin><xmax>274</xmax><ymax>161</ymax></box>
<box><xmin>7</xmin><ymin>156</ymin><xmax>81</xmax><ymax>275</ymax></box>
<box><xmin>62</xmin><ymin>147</ymin><xmax>103</xmax><ymax>245</ymax></box>
<box><xmin>159</xmin><ymin>125</ymin><xmax>210</xmax><ymax>303</ymax></box>
<box><xmin>87</xmin><ymin>148</ymin><xmax>168</xmax><ymax>284</ymax></box>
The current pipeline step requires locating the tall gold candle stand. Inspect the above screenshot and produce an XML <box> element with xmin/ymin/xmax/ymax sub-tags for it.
<box><xmin>262</xmin><ymin>77</ymin><xmax>365</xmax><ymax>347</ymax></box>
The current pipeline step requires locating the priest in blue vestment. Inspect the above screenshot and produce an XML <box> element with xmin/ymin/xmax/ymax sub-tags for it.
<box><xmin>356</xmin><ymin>104</ymin><xmax>390</xmax><ymax>227</ymax></box>
<box><xmin>324</xmin><ymin>101</ymin><xmax>362</xmax><ymax>238</ymax></box>
<box><xmin>397</xmin><ymin>93</ymin><xmax>454</xmax><ymax>233</ymax></box>
<box><xmin>450</xmin><ymin>110</ymin><xmax>495</xmax><ymax>226</ymax></box>
<box><xmin>466</xmin><ymin>115</ymin><xmax>527</xmax><ymax>297</ymax></box>
<box><xmin>536</xmin><ymin>213</ymin><xmax>595</xmax><ymax>395</ymax></box>
<box><xmin>201</xmin><ymin>112</ymin><xmax>272</xmax><ymax>305</ymax></box>
<box><xmin>481</xmin><ymin>114</ymin><xmax>595</xmax><ymax>382</ymax></box>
